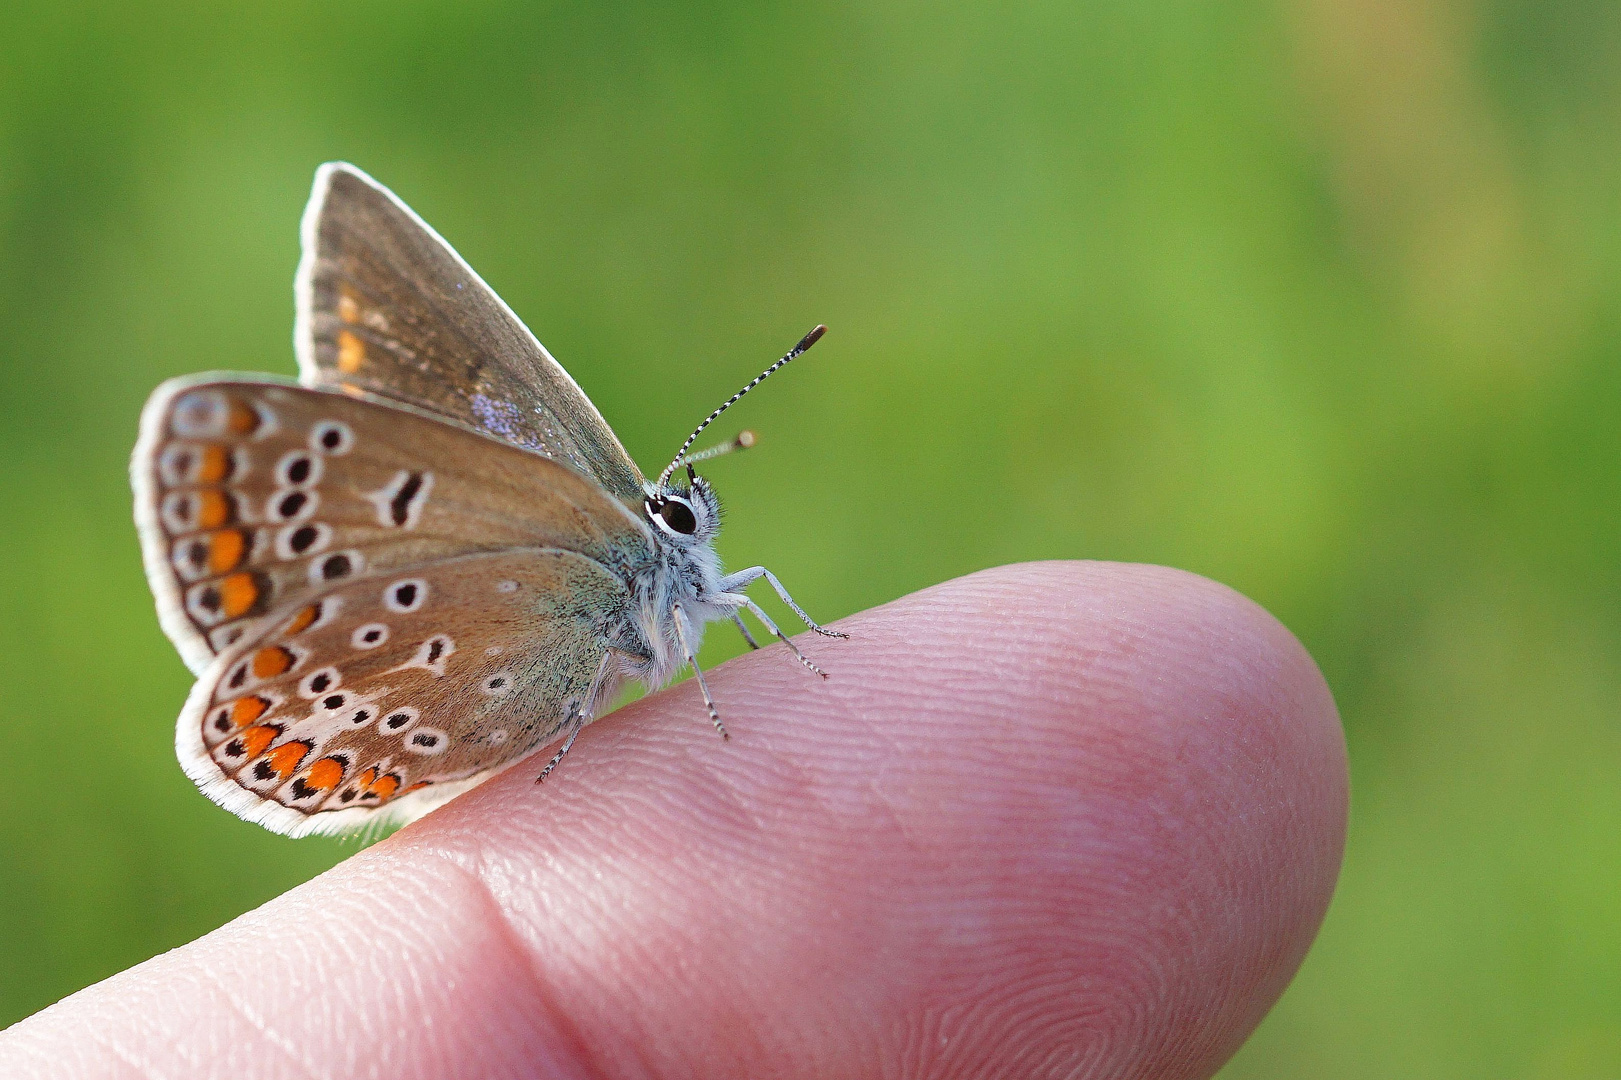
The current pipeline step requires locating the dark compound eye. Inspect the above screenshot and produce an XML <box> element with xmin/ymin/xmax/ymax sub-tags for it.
<box><xmin>659</xmin><ymin>498</ymin><xmax>697</xmax><ymax>535</ymax></box>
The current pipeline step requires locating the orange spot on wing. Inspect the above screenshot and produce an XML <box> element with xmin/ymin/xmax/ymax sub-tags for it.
<box><xmin>217</xmin><ymin>572</ymin><xmax>260</xmax><ymax>618</ymax></box>
<box><xmin>402</xmin><ymin>781</ymin><xmax>431</xmax><ymax>794</ymax></box>
<box><xmin>237</xmin><ymin>724</ymin><xmax>280</xmax><ymax>760</ymax></box>
<box><xmin>229</xmin><ymin>695</ymin><xmax>271</xmax><ymax>728</ymax></box>
<box><xmin>194</xmin><ymin>490</ymin><xmax>234</xmax><ymax>530</ymax></box>
<box><xmin>251</xmin><ymin>645</ymin><xmax>295</xmax><ymax>679</ymax></box>
<box><xmin>226</xmin><ymin>401</ymin><xmax>260</xmax><ymax>436</ymax></box>
<box><xmin>207</xmin><ymin>529</ymin><xmax>248</xmax><ymax>574</ymax></box>
<box><xmin>263</xmin><ymin>740</ymin><xmax>311</xmax><ymax>780</ymax></box>
<box><xmin>368</xmin><ymin>773</ymin><xmax>401</xmax><ymax>802</ymax></box>
<box><xmin>337</xmin><ymin>291</ymin><xmax>361</xmax><ymax>324</ymax></box>
<box><xmin>282</xmin><ymin>603</ymin><xmax>321</xmax><ymax>636</ymax></box>
<box><xmin>196</xmin><ymin>444</ymin><xmax>232</xmax><ymax>483</ymax></box>
<box><xmin>336</xmin><ymin>330</ymin><xmax>364</xmax><ymax>373</ymax></box>
<box><xmin>306</xmin><ymin>757</ymin><xmax>345</xmax><ymax>792</ymax></box>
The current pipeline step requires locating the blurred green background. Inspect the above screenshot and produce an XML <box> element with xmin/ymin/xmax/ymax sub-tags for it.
<box><xmin>3</xmin><ymin>0</ymin><xmax>1619</xmax><ymax>1073</ymax></box>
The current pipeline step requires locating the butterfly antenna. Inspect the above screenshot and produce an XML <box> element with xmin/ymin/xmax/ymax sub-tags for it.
<box><xmin>658</xmin><ymin>325</ymin><xmax>826</xmax><ymax>487</ymax></box>
<box><xmin>671</xmin><ymin>429</ymin><xmax>756</xmax><ymax>471</ymax></box>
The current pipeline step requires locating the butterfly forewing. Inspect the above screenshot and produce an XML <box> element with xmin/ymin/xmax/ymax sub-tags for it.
<box><xmin>179</xmin><ymin>548</ymin><xmax>632</xmax><ymax>836</ymax></box>
<box><xmin>294</xmin><ymin>162</ymin><xmax>646</xmax><ymax>506</ymax></box>
<box><xmin>133</xmin><ymin>375</ymin><xmax>650</xmax><ymax>674</ymax></box>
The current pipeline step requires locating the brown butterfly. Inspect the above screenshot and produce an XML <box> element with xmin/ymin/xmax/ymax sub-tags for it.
<box><xmin>132</xmin><ymin>163</ymin><xmax>841</xmax><ymax>836</ymax></box>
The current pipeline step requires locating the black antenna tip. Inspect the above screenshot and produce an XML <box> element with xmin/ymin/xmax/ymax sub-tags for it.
<box><xmin>797</xmin><ymin>325</ymin><xmax>827</xmax><ymax>352</ymax></box>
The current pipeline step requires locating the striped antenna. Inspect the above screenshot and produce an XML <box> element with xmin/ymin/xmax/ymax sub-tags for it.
<box><xmin>671</xmin><ymin>429</ymin><xmax>756</xmax><ymax>471</ymax></box>
<box><xmin>657</xmin><ymin>325</ymin><xmax>825</xmax><ymax>487</ymax></box>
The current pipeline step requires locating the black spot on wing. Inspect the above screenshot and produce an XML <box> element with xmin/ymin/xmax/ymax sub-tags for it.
<box><xmin>389</xmin><ymin>472</ymin><xmax>424</xmax><ymax>526</ymax></box>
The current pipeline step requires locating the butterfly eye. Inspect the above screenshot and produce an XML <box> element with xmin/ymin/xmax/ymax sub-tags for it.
<box><xmin>649</xmin><ymin>496</ymin><xmax>698</xmax><ymax>536</ymax></box>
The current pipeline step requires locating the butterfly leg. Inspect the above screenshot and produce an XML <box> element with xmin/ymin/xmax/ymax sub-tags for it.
<box><xmin>674</xmin><ymin>604</ymin><xmax>728</xmax><ymax>740</ymax></box>
<box><xmin>718</xmin><ymin>566</ymin><xmax>849</xmax><ymax>638</ymax></box>
<box><xmin>536</xmin><ymin>709</ymin><xmax>586</xmax><ymax>784</ymax></box>
<box><xmin>731</xmin><ymin>596</ymin><xmax>827</xmax><ymax>678</ymax></box>
<box><xmin>731</xmin><ymin>612</ymin><xmax>762</xmax><ymax>650</ymax></box>
<box><xmin>535</xmin><ymin>651</ymin><xmax>619</xmax><ymax>784</ymax></box>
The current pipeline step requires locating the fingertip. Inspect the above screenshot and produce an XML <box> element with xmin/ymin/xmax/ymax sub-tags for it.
<box><xmin>415</xmin><ymin>560</ymin><xmax>1347</xmax><ymax>1078</ymax></box>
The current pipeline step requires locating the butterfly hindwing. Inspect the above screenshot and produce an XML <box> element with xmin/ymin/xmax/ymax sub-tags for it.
<box><xmin>293</xmin><ymin>162</ymin><xmax>647</xmax><ymax>506</ymax></box>
<box><xmin>177</xmin><ymin>548</ymin><xmax>633</xmax><ymax>836</ymax></box>
<box><xmin>133</xmin><ymin>375</ymin><xmax>651</xmax><ymax>674</ymax></box>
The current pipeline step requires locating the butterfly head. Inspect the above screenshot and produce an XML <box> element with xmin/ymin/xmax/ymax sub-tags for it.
<box><xmin>644</xmin><ymin>470</ymin><xmax>720</xmax><ymax>546</ymax></box>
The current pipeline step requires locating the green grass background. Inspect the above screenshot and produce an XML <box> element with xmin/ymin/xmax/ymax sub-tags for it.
<box><xmin>3</xmin><ymin>0</ymin><xmax>1620</xmax><ymax>1073</ymax></box>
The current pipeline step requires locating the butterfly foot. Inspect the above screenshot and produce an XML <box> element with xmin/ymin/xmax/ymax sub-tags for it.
<box><xmin>813</xmin><ymin>626</ymin><xmax>849</xmax><ymax>639</ymax></box>
<box><xmin>536</xmin><ymin>714</ymin><xmax>585</xmax><ymax>783</ymax></box>
<box><xmin>793</xmin><ymin>652</ymin><xmax>828</xmax><ymax>678</ymax></box>
<box><xmin>773</xmin><ymin>634</ymin><xmax>827</xmax><ymax>678</ymax></box>
<box><xmin>535</xmin><ymin>751</ymin><xmax>565</xmax><ymax>784</ymax></box>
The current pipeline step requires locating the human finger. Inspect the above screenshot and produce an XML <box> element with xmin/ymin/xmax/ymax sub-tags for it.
<box><xmin>0</xmin><ymin>562</ymin><xmax>1347</xmax><ymax>1080</ymax></box>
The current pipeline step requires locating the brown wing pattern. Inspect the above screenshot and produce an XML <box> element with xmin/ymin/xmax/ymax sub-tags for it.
<box><xmin>132</xmin><ymin>375</ymin><xmax>649</xmax><ymax>675</ymax></box>
<box><xmin>177</xmin><ymin>547</ymin><xmax>632</xmax><ymax>836</ymax></box>
<box><xmin>293</xmin><ymin>162</ymin><xmax>647</xmax><ymax>506</ymax></box>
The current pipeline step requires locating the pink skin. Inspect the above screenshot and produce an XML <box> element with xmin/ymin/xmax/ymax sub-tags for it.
<box><xmin>0</xmin><ymin>562</ymin><xmax>1347</xmax><ymax>1079</ymax></box>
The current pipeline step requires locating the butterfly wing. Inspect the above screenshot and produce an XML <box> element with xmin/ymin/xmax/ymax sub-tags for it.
<box><xmin>133</xmin><ymin>376</ymin><xmax>651</xmax><ymax>674</ymax></box>
<box><xmin>293</xmin><ymin>162</ymin><xmax>647</xmax><ymax>506</ymax></box>
<box><xmin>178</xmin><ymin>547</ymin><xmax>633</xmax><ymax>836</ymax></box>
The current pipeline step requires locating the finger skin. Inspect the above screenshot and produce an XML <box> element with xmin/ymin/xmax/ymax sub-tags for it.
<box><xmin>0</xmin><ymin>562</ymin><xmax>1347</xmax><ymax>1079</ymax></box>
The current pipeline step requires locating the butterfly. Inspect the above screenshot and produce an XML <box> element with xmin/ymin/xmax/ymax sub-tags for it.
<box><xmin>131</xmin><ymin>162</ymin><xmax>842</xmax><ymax>837</ymax></box>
